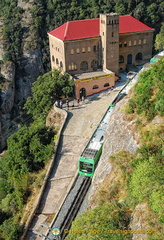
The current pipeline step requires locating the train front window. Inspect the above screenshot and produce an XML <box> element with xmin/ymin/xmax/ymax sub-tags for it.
<box><xmin>80</xmin><ymin>162</ymin><xmax>93</xmax><ymax>173</ymax></box>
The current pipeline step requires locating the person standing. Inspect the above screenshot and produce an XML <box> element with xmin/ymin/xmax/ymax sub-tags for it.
<box><xmin>55</xmin><ymin>100</ymin><xmax>58</xmax><ymax>107</ymax></box>
<box><xmin>82</xmin><ymin>95</ymin><xmax>85</xmax><ymax>103</ymax></box>
<box><xmin>66</xmin><ymin>100</ymin><xmax>69</xmax><ymax>110</ymax></box>
<box><xmin>59</xmin><ymin>100</ymin><xmax>63</xmax><ymax>109</ymax></box>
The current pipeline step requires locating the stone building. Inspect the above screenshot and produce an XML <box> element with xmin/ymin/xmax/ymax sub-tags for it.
<box><xmin>48</xmin><ymin>13</ymin><xmax>154</xmax><ymax>99</ymax></box>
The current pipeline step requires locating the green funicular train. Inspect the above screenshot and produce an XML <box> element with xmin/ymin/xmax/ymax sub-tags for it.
<box><xmin>78</xmin><ymin>104</ymin><xmax>115</xmax><ymax>177</ymax></box>
<box><xmin>78</xmin><ymin>67</ymin><xmax>141</xmax><ymax>177</ymax></box>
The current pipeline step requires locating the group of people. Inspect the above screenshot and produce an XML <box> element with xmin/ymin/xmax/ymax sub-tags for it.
<box><xmin>55</xmin><ymin>96</ymin><xmax>85</xmax><ymax>110</ymax></box>
<box><xmin>55</xmin><ymin>100</ymin><xmax>63</xmax><ymax>108</ymax></box>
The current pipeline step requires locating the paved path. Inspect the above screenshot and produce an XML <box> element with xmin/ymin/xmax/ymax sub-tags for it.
<box><xmin>24</xmin><ymin>80</ymin><xmax>127</xmax><ymax>240</ymax></box>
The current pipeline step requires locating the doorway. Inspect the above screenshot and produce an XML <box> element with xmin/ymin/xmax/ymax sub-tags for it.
<box><xmin>127</xmin><ymin>54</ymin><xmax>132</xmax><ymax>64</ymax></box>
<box><xmin>79</xmin><ymin>88</ymin><xmax>86</xmax><ymax>99</ymax></box>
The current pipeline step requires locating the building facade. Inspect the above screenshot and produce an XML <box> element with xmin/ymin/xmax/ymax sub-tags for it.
<box><xmin>48</xmin><ymin>13</ymin><xmax>154</xmax><ymax>99</ymax></box>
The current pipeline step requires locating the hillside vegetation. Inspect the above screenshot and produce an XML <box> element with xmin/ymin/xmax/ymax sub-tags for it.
<box><xmin>0</xmin><ymin>69</ymin><xmax>74</xmax><ymax>240</ymax></box>
<box><xmin>65</xmin><ymin>59</ymin><xmax>164</xmax><ymax>240</ymax></box>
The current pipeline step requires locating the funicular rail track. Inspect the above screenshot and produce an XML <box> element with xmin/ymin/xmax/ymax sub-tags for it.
<box><xmin>47</xmin><ymin>176</ymin><xmax>91</xmax><ymax>240</ymax></box>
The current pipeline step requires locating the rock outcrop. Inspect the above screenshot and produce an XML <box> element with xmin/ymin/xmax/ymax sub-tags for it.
<box><xmin>0</xmin><ymin>0</ymin><xmax>44</xmax><ymax>151</ymax></box>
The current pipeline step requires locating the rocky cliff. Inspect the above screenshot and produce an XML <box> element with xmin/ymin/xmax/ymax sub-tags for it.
<box><xmin>0</xmin><ymin>0</ymin><xmax>44</xmax><ymax>151</ymax></box>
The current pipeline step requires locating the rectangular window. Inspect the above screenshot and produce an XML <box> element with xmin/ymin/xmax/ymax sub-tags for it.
<box><xmin>139</xmin><ymin>39</ymin><xmax>142</xmax><ymax>45</ymax></box>
<box><xmin>71</xmin><ymin>49</ymin><xmax>74</xmax><ymax>54</ymax></box>
<box><xmin>143</xmin><ymin>39</ymin><xmax>146</xmax><ymax>44</ymax></box>
<box><xmin>134</xmin><ymin>40</ymin><xmax>137</xmax><ymax>45</ymax></box>
<box><xmin>129</xmin><ymin>41</ymin><xmax>131</xmax><ymax>46</ymax></box>
<box><xmin>88</xmin><ymin>47</ymin><xmax>91</xmax><ymax>52</ymax></box>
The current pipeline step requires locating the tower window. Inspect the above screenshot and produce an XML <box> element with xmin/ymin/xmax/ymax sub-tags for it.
<box><xmin>93</xmin><ymin>45</ymin><xmax>97</xmax><ymax>52</ymax></box>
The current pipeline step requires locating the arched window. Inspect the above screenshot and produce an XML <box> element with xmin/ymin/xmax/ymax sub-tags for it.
<box><xmin>104</xmin><ymin>83</ymin><xmax>110</xmax><ymax>87</ymax></box>
<box><xmin>93</xmin><ymin>85</ymin><xmax>99</xmax><ymax>89</ymax></box>
<box><xmin>138</xmin><ymin>39</ymin><xmax>142</xmax><ymax>45</ymax></box>
<box><xmin>60</xmin><ymin>61</ymin><xmax>63</xmax><ymax>68</ymax></box>
<box><xmin>91</xmin><ymin>60</ymin><xmax>98</xmax><ymax>70</ymax></box>
<box><xmin>56</xmin><ymin>58</ymin><xmax>59</xmax><ymax>64</ymax></box>
<box><xmin>134</xmin><ymin>40</ymin><xmax>137</xmax><ymax>45</ymax></box>
<box><xmin>80</xmin><ymin>61</ymin><xmax>88</xmax><ymax>71</ymax></box>
<box><xmin>119</xmin><ymin>55</ymin><xmax>124</xmax><ymax>63</ymax></box>
<box><xmin>52</xmin><ymin>55</ymin><xmax>55</xmax><ymax>62</ymax></box>
<box><xmin>129</xmin><ymin>41</ymin><xmax>132</xmax><ymax>46</ymax></box>
<box><xmin>119</xmin><ymin>42</ymin><xmax>122</xmax><ymax>48</ymax></box>
<box><xmin>71</xmin><ymin>49</ymin><xmax>74</xmax><ymax>54</ymax></box>
<box><xmin>82</xmin><ymin>47</ymin><xmax>85</xmax><ymax>53</ymax></box>
<box><xmin>124</xmin><ymin>41</ymin><xmax>127</xmax><ymax>47</ymax></box>
<box><xmin>136</xmin><ymin>52</ymin><xmax>143</xmax><ymax>61</ymax></box>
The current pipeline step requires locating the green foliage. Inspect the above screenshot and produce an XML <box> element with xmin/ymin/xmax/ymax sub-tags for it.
<box><xmin>3</xmin><ymin>123</ymin><xmax>55</xmax><ymax>174</ymax></box>
<box><xmin>127</xmin><ymin>58</ymin><xmax>164</xmax><ymax>120</ymax></box>
<box><xmin>129</xmin><ymin>156</ymin><xmax>163</xmax><ymax>201</ymax></box>
<box><xmin>0</xmin><ymin>121</ymin><xmax>56</xmax><ymax>238</ymax></box>
<box><xmin>24</xmin><ymin>69</ymin><xmax>74</xmax><ymax>120</ymax></box>
<box><xmin>65</xmin><ymin>203</ymin><xmax>131</xmax><ymax>240</ymax></box>
<box><xmin>155</xmin><ymin>22</ymin><xmax>164</xmax><ymax>51</ymax></box>
<box><xmin>2</xmin><ymin>0</ymin><xmax>23</xmax><ymax>63</ymax></box>
<box><xmin>0</xmin><ymin>216</ymin><xmax>23</xmax><ymax>240</ymax></box>
<box><xmin>149</xmin><ymin>186</ymin><xmax>164</xmax><ymax>217</ymax></box>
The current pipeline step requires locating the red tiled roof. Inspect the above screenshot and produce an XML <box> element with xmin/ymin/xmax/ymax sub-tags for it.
<box><xmin>48</xmin><ymin>15</ymin><xmax>153</xmax><ymax>41</ymax></box>
<box><xmin>48</xmin><ymin>18</ymin><xmax>99</xmax><ymax>41</ymax></box>
<box><xmin>119</xmin><ymin>15</ymin><xmax>152</xmax><ymax>34</ymax></box>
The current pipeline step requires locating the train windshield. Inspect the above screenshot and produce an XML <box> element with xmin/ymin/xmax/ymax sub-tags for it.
<box><xmin>80</xmin><ymin>162</ymin><xmax>93</xmax><ymax>173</ymax></box>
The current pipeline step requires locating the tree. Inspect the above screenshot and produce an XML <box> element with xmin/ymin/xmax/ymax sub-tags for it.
<box><xmin>24</xmin><ymin>69</ymin><xmax>74</xmax><ymax>120</ymax></box>
<box><xmin>155</xmin><ymin>22</ymin><xmax>164</xmax><ymax>51</ymax></box>
<box><xmin>65</xmin><ymin>203</ymin><xmax>130</xmax><ymax>240</ymax></box>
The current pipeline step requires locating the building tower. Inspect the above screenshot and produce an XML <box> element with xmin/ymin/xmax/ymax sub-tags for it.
<box><xmin>100</xmin><ymin>13</ymin><xmax>119</xmax><ymax>74</ymax></box>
